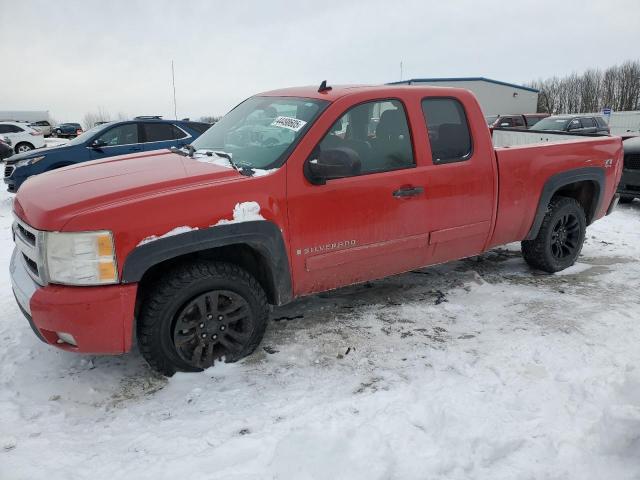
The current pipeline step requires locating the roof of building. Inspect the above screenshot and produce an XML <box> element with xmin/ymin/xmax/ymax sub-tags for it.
<box><xmin>387</xmin><ymin>77</ymin><xmax>539</xmax><ymax>93</ymax></box>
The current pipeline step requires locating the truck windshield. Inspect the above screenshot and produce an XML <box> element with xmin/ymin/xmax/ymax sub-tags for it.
<box><xmin>529</xmin><ymin>117</ymin><xmax>570</xmax><ymax>131</ymax></box>
<box><xmin>190</xmin><ymin>96</ymin><xmax>329</xmax><ymax>169</ymax></box>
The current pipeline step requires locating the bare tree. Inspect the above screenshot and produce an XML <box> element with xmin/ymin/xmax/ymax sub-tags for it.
<box><xmin>530</xmin><ymin>60</ymin><xmax>640</xmax><ymax>114</ymax></box>
<box><xmin>82</xmin><ymin>107</ymin><xmax>112</xmax><ymax>130</ymax></box>
<box><xmin>199</xmin><ymin>115</ymin><xmax>221</xmax><ymax>124</ymax></box>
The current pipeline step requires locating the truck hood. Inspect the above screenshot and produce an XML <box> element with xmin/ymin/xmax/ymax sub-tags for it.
<box><xmin>14</xmin><ymin>150</ymin><xmax>243</xmax><ymax>231</ymax></box>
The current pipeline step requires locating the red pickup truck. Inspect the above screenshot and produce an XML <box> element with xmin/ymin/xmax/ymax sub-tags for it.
<box><xmin>10</xmin><ymin>84</ymin><xmax>623</xmax><ymax>375</ymax></box>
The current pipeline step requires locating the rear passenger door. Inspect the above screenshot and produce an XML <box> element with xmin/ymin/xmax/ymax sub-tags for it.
<box><xmin>140</xmin><ymin>122</ymin><xmax>190</xmax><ymax>151</ymax></box>
<box><xmin>419</xmin><ymin>97</ymin><xmax>496</xmax><ymax>264</ymax></box>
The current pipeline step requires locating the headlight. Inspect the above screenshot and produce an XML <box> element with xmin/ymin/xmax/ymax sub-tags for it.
<box><xmin>44</xmin><ymin>231</ymin><xmax>118</xmax><ymax>285</ymax></box>
<box><xmin>15</xmin><ymin>155</ymin><xmax>45</xmax><ymax>168</ymax></box>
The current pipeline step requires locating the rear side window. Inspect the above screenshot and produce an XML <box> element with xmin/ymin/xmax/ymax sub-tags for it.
<box><xmin>186</xmin><ymin>122</ymin><xmax>212</xmax><ymax>134</ymax></box>
<box><xmin>142</xmin><ymin>123</ymin><xmax>187</xmax><ymax>142</ymax></box>
<box><xmin>498</xmin><ymin>117</ymin><xmax>514</xmax><ymax>127</ymax></box>
<box><xmin>581</xmin><ymin>117</ymin><xmax>596</xmax><ymax>128</ymax></box>
<box><xmin>421</xmin><ymin>98</ymin><xmax>472</xmax><ymax>164</ymax></box>
<box><xmin>0</xmin><ymin>124</ymin><xmax>23</xmax><ymax>133</ymax></box>
<box><xmin>595</xmin><ymin>117</ymin><xmax>608</xmax><ymax>128</ymax></box>
<box><xmin>513</xmin><ymin>116</ymin><xmax>525</xmax><ymax>127</ymax></box>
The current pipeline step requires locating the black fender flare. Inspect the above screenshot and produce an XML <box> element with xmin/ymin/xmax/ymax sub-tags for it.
<box><xmin>526</xmin><ymin>166</ymin><xmax>605</xmax><ymax>240</ymax></box>
<box><xmin>121</xmin><ymin>221</ymin><xmax>292</xmax><ymax>305</ymax></box>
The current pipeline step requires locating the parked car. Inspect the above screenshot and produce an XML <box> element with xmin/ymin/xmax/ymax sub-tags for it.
<box><xmin>4</xmin><ymin>118</ymin><xmax>211</xmax><ymax>191</ymax></box>
<box><xmin>530</xmin><ymin>115</ymin><xmax>610</xmax><ymax>134</ymax></box>
<box><xmin>0</xmin><ymin>136</ymin><xmax>13</xmax><ymax>160</ymax></box>
<box><xmin>53</xmin><ymin>123</ymin><xmax>83</xmax><ymax>138</ymax></box>
<box><xmin>617</xmin><ymin>136</ymin><xmax>640</xmax><ymax>203</ymax></box>
<box><xmin>0</xmin><ymin>121</ymin><xmax>46</xmax><ymax>153</ymax></box>
<box><xmin>486</xmin><ymin>113</ymin><xmax>548</xmax><ymax>129</ymax></box>
<box><xmin>28</xmin><ymin>120</ymin><xmax>53</xmax><ymax>137</ymax></box>
<box><xmin>9</xmin><ymin>84</ymin><xmax>622</xmax><ymax>375</ymax></box>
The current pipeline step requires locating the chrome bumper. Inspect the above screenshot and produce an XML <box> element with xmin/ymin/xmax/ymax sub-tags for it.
<box><xmin>10</xmin><ymin>248</ymin><xmax>39</xmax><ymax>315</ymax></box>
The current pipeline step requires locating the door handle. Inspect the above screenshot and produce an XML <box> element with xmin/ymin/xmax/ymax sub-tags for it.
<box><xmin>129</xmin><ymin>146</ymin><xmax>143</xmax><ymax>152</ymax></box>
<box><xmin>393</xmin><ymin>186</ymin><xmax>424</xmax><ymax>198</ymax></box>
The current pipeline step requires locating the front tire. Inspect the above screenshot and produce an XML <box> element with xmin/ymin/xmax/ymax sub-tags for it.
<box><xmin>521</xmin><ymin>196</ymin><xmax>586</xmax><ymax>273</ymax></box>
<box><xmin>15</xmin><ymin>142</ymin><xmax>34</xmax><ymax>153</ymax></box>
<box><xmin>137</xmin><ymin>261</ymin><xmax>269</xmax><ymax>376</ymax></box>
<box><xmin>619</xmin><ymin>196</ymin><xmax>635</xmax><ymax>204</ymax></box>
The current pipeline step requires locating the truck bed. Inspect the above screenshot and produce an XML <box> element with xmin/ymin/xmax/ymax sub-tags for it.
<box><xmin>488</xmin><ymin>133</ymin><xmax>623</xmax><ymax>248</ymax></box>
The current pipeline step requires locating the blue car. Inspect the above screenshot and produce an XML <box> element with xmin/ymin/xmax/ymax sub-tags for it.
<box><xmin>4</xmin><ymin>117</ymin><xmax>211</xmax><ymax>192</ymax></box>
<box><xmin>53</xmin><ymin>123</ymin><xmax>83</xmax><ymax>138</ymax></box>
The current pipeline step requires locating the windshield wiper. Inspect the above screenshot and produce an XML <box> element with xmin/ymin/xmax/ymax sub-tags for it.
<box><xmin>200</xmin><ymin>149</ymin><xmax>253</xmax><ymax>176</ymax></box>
<box><xmin>169</xmin><ymin>144</ymin><xmax>195</xmax><ymax>157</ymax></box>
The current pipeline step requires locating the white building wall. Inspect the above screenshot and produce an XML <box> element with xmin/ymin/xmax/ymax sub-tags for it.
<box><xmin>407</xmin><ymin>80</ymin><xmax>538</xmax><ymax>116</ymax></box>
<box><xmin>0</xmin><ymin>111</ymin><xmax>50</xmax><ymax>122</ymax></box>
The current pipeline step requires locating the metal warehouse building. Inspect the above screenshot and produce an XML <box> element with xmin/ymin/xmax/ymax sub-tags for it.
<box><xmin>389</xmin><ymin>77</ymin><xmax>539</xmax><ymax>116</ymax></box>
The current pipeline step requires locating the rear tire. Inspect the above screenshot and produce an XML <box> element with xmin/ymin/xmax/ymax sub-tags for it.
<box><xmin>619</xmin><ymin>196</ymin><xmax>635</xmax><ymax>204</ymax></box>
<box><xmin>521</xmin><ymin>196</ymin><xmax>586</xmax><ymax>273</ymax></box>
<box><xmin>137</xmin><ymin>261</ymin><xmax>269</xmax><ymax>376</ymax></box>
<box><xmin>15</xmin><ymin>142</ymin><xmax>34</xmax><ymax>153</ymax></box>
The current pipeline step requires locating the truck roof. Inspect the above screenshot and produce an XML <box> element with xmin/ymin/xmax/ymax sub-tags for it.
<box><xmin>258</xmin><ymin>84</ymin><xmax>463</xmax><ymax>101</ymax></box>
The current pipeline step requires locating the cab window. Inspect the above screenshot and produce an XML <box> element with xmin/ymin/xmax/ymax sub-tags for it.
<box><xmin>314</xmin><ymin>99</ymin><xmax>414</xmax><ymax>176</ymax></box>
<box><xmin>422</xmin><ymin>98</ymin><xmax>472</xmax><ymax>164</ymax></box>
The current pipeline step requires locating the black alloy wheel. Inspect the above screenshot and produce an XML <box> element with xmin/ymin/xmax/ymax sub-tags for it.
<box><xmin>173</xmin><ymin>290</ymin><xmax>254</xmax><ymax>369</ymax></box>
<box><xmin>550</xmin><ymin>212</ymin><xmax>581</xmax><ymax>260</ymax></box>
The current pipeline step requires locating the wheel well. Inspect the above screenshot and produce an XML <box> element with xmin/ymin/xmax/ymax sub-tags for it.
<box><xmin>15</xmin><ymin>141</ymin><xmax>34</xmax><ymax>149</ymax></box>
<box><xmin>136</xmin><ymin>244</ymin><xmax>279</xmax><ymax>306</ymax></box>
<box><xmin>553</xmin><ymin>180</ymin><xmax>599</xmax><ymax>224</ymax></box>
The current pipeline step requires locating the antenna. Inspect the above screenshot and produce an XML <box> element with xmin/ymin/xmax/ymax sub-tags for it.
<box><xmin>171</xmin><ymin>60</ymin><xmax>178</xmax><ymax>120</ymax></box>
<box><xmin>400</xmin><ymin>60</ymin><xmax>403</xmax><ymax>81</ymax></box>
<box><xmin>318</xmin><ymin>80</ymin><xmax>332</xmax><ymax>93</ymax></box>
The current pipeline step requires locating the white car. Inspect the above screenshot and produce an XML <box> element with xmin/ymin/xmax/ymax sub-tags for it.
<box><xmin>28</xmin><ymin>120</ymin><xmax>53</xmax><ymax>137</ymax></box>
<box><xmin>0</xmin><ymin>121</ymin><xmax>46</xmax><ymax>154</ymax></box>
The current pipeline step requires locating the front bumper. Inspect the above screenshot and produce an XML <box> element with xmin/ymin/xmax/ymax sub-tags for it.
<box><xmin>617</xmin><ymin>169</ymin><xmax>640</xmax><ymax>198</ymax></box>
<box><xmin>10</xmin><ymin>248</ymin><xmax>138</xmax><ymax>354</ymax></box>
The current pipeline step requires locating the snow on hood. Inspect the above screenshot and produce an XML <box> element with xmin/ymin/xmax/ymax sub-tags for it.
<box><xmin>138</xmin><ymin>202</ymin><xmax>264</xmax><ymax>246</ymax></box>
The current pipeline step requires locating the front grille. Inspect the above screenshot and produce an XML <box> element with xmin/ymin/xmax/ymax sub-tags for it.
<box><xmin>4</xmin><ymin>165</ymin><xmax>15</xmax><ymax>178</ymax></box>
<box><xmin>17</xmin><ymin>223</ymin><xmax>36</xmax><ymax>245</ymax></box>
<box><xmin>13</xmin><ymin>217</ymin><xmax>46</xmax><ymax>285</ymax></box>
<box><xmin>624</xmin><ymin>153</ymin><xmax>640</xmax><ymax>170</ymax></box>
<box><xmin>22</xmin><ymin>254</ymin><xmax>39</xmax><ymax>276</ymax></box>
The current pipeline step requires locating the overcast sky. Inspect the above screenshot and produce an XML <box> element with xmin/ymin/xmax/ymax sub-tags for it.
<box><xmin>1</xmin><ymin>0</ymin><xmax>638</xmax><ymax>123</ymax></box>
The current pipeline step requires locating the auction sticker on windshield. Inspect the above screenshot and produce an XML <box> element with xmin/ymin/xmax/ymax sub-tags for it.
<box><xmin>271</xmin><ymin>116</ymin><xmax>307</xmax><ymax>132</ymax></box>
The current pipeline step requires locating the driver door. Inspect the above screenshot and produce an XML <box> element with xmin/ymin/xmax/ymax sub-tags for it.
<box><xmin>286</xmin><ymin>97</ymin><xmax>432</xmax><ymax>296</ymax></box>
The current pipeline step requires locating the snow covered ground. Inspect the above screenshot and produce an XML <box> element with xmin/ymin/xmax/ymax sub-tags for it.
<box><xmin>1</xmin><ymin>189</ymin><xmax>640</xmax><ymax>479</ymax></box>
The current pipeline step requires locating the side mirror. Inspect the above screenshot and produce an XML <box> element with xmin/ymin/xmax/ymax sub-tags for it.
<box><xmin>91</xmin><ymin>139</ymin><xmax>107</xmax><ymax>149</ymax></box>
<box><xmin>305</xmin><ymin>147</ymin><xmax>361</xmax><ymax>185</ymax></box>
